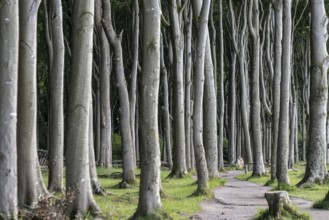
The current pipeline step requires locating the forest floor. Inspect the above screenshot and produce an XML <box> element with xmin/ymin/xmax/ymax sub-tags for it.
<box><xmin>192</xmin><ymin>170</ymin><xmax>329</xmax><ymax>220</ymax></box>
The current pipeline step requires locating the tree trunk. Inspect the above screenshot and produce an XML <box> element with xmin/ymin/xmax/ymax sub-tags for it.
<box><xmin>102</xmin><ymin>0</ymin><xmax>135</xmax><ymax>184</ymax></box>
<box><xmin>169</xmin><ymin>0</ymin><xmax>187</xmax><ymax>178</ymax></box>
<box><xmin>17</xmin><ymin>0</ymin><xmax>48</xmax><ymax>207</ymax></box>
<box><xmin>248</xmin><ymin>0</ymin><xmax>265</xmax><ymax>176</ymax></box>
<box><xmin>47</xmin><ymin>0</ymin><xmax>65</xmax><ymax>193</ymax></box>
<box><xmin>298</xmin><ymin>0</ymin><xmax>329</xmax><ymax>186</ymax></box>
<box><xmin>160</xmin><ymin>38</ymin><xmax>173</xmax><ymax>170</ymax></box>
<box><xmin>0</xmin><ymin>0</ymin><xmax>18</xmax><ymax>218</ymax></box>
<box><xmin>65</xmin><ymin>0</ymin><xmax>100</xmax><ymax>217</ymax></box>
<box><xmin>132</xmin><ymin>0</ymin><xmax>162</xmax><ymax>217</ymax></box>
<box><xmin>192</xmin><ymin>0</ymin><xmax>211</xmax><ymax>195</ymax></box>
<box><xmin>218</xmin><ymin>0</ymin><xmax>225</xmax><ymax>169</ymax></box>
<box><xmin>184</xmin><ymin>7</ymin><xmax>193</xmax><ymax>171</ymax></box>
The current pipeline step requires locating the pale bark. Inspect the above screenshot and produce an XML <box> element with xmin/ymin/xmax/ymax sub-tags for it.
<box><xmin>0</xmin><ymin>0</ymin><xmax>18</xmax><ymax>218</ymax></box>
<box><xmin>129</xmin><ymin>0</ymin><xmax>140</xmax><ymax>167</ymax></box>
<box><xmin>276</xmin><ymin>0</ymin><xmax>291</xmax><ymax>185</ymax></box>
<box><xmin>270</xmin><ymin>0</ymin><xmax>283</xmax><ymax>181</ymax></box>
<box><xmin>47</xmin><ymin>0</ymin><xmax>65</xmax><ymax>193</ymax></box>
<box><xmin>248</xmin><ymin>0</ymin><xmax>265</xmax><ymax>176</ymax></box>
<box><xmin>65</xmin><ymin>0</ymin><xmax>100</xmax><ymax>217</ymax></box>
<box><xmin>298</xmin><ymin>0</ymin><xmax>329</xmax><ymax>186</ymax></box>
<box><xmin>192</xmin><ymin>0</ymin><xmax>211</xmax><ymax>195</ymax></box>
<box><xmin>132</xmin><ymin>0</ymin><xmax>162</xmax><ymax>217</ymax></box>
<box><xmin>218</xmin><ymin>0</ymin><xmax>224</xmax><ymax>169</ymax></box>
<box><xmin>17</xmin><ymin>0</ymin><xmax>48</xmax><ymax>207</ymax></box>
<box><xmin>184</xmin><ymin>7</ymin><xmax>193</xmax><ymax>171</ymax></box>
<box><xmin>169</xmin><ymin>0</ymin><xmax>187</xmax><ymax>178</ymax></box>
<box><xmin>102</xmin><ymin>0</ymin><xmax>135</xmax><ymax>184</ymax></box>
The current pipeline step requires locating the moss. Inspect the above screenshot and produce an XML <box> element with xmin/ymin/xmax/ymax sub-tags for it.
<box><xmin>254</xmin><ymin>206</ymin><xmax>311</xmax><ymax>220</ymax></box>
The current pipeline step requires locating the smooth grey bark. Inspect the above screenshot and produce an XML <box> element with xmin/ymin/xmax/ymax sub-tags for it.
<box><xmin>65</xmin><ymin>0</ymin><xmax>100</xmax><ymax>217</ymax></box>
<box><xmin>132</xmin><ymin>0</ymin><xmax>162</xmax><ymax>217</ymax></box>
<box><xmin>288</xmin><ymin>76</ymin><xmax>297</xmax><ymax>169</ymax></box>
<box><xmin>168</xmin><ymin>0</ymin><xmax>187</xmax><ymax>178</ymax></box>
<box><xmin>298</xmin><ymin>0</ymin><xmax>329</xmax><ymax>186</ymax></box>
<box><xmin>0</xmin><ymin>0</ymin><xmax>18</xmax><ymax>218</ymax></box>
<box><xmin>129</xmin><ymin>0</ymin><xmax>140</xmax><ymax>167</ymax></box>
<box><xmin>95</xmin><ymin>0</ymin><xmax>112</xmax><ymax>168</ymax></box>
<box><xmin>270</xmin><ymin>0</ymin><xmax>283</xmax><ymax>181</ymax></box>
<box><xmin>192</xmin><ymin>0</ymin><xmax>211</xmax><ymax>195</ymax></box>
<box><xmin>160</xmin><ymin>38</ymin><xmax>173</xmax><ymax>170</ymax></box>
<box><xmin>17</xmin><ymin>0</ymin><xmax>48</xmax><ymax>207</ymax></box>
<box><xmin>184</xmin><ymin>7</ymin><xmax>193</xmax><ymax>171</ymax></box>
<box><xmin>248</xmin><ymin>0</ymin><xmax>265</xmax><ymax>176</ymax></box>
<box><xmin>276</xmin><ymin>0</ymin><xmax>291</xmax><ymax>185</ymax></box>
<box><xmin>102</xmin><ymin>0</ymin><xmax>135</xmax><ymax>184</ymax></box>
<box><xmin>218</xmin><ymin>0</ymin><xmax>224</xmax><ymax>169</ymax></box>
<box><xmin>46</xmin><ymin>0</ymin><xmax>65</xmax><ymax>193</ymax></box>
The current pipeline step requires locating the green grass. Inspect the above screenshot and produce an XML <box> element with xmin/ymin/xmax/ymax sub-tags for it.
<box><xmin>254</xmin><ymin>206</ymin><xmax>311</xmax><ymax>220</ymax></box>
<box><xmin>44</xmin><ymin>167</ymin><xmax>225</xmax><ymax>219</ymax></box>
<box><xmin>235</xmin><ymin>165</ymin><xmax>329</xmax><ymax>202</ymax></box>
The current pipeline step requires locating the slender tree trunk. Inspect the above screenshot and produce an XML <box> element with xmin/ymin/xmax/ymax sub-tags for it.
<box><xmin>132</xmin><ymin>0</ymin><xmax>162</xmax><ymax>217</ymax></box>
<box><xmin>160</xmin><ymin>37</ymin><xmax>173</xmax><ymax>169</ymax></box>
<box><xmin>0</xmin><ymin>0</ymin><xmax>19</xmax><ymax>218</ymax></box>
<box><xmin>47</xmin><ymin>0</ymin><xmax>65</xmax><ymax>193</ymax></box>
<box><xmin>129</xmin><ymin>0</ymin><xmax>140</xmax><ymax>168</ymax></box>
<box><xmin>192</xmin><ymin>0</ymin><xmax>211</xmax><ymax>195</ymax></box>
<box><xmin>248</xmin><ymin>0</ymin><xmax>265</xmax><ymax>176</ymax></box>
<box><xmin>184</xmin><ymin>7</ymin><xmax>193</xmax><ymax>171</ymax></box>
<box><xmin>169</xmin><ymin>0</ymin><xmax>187</xmax><ymax>178</ymax></box>
<box><xmin>17</xmin><ymin>0</ymin><xmax>48</xmax><ymax>207</ymax></box>
<box><xmin>102</xmin><ymin>0</ymin><xmax>135</xmax><ymax>184</ymax></box>
<box><xmin>298</xmin><ymin>0</ymin><xmax>329</xmax><ymax>186</ymax></box>
<box><xmin>65</xmin><ymin>0</ymin><xmax>100</xmax><ymax>217</ymax></box>
<box><xmin>270</xmin><ymin>0</ymin><xmax>283</xmax><ymax>181</ymax></box>
<box><xmin>218</xmin><ymin>0</ymin><xmax>225</xmax><ymax>169</ymax></box>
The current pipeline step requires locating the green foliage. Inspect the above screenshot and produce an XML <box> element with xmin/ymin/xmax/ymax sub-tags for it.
<box><xmin>112</xmin><ymin>133</ymin><xmax>122</xmax><ymax>160</ymax></box>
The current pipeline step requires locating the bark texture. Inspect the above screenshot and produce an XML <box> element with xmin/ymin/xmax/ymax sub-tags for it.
<box><xmin>65</xmin><ymin>0</ymin><xmax>100</xmax><ymax>217</ymax></box>
<box><xmin>298</xmin><ymin>0</ymin><xmax>329</xmax><ymax>186</ymax></box>
<box><xmin>17</xmin><ymin>0</ymin><xmax>48</xmax><ymax>207</ymax></box>
<box><xmin>0</xmin><ymin>0</ymin><xmax>19</xmax><ymax>218</ymax></box>
<box><xmin>132</xmin><ymin>0</ymin><xmax>162</xmax><ymax>218</ymax></box>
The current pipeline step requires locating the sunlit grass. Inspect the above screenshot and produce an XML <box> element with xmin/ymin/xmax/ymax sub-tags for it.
<box><xmin>235</xmin><ymin>163</ymin><xmax>329</xmax><ymax>202</ymax></box>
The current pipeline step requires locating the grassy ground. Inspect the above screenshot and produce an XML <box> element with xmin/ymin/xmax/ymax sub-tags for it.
<box><xmin>235</xmin><ymin>163</ymin><xmax>329</xmax><ymax>203</ymax></box>
<box><xmin>74</xmin><ymin>168</ymin><xmax>225</xmax><ymax>219</ymax></box>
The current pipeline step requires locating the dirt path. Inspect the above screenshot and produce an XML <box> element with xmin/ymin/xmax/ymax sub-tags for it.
<box><xmin>192</xmin><ymin>170</ymin><xmax>329</xmax><ymax>220</ymax></box>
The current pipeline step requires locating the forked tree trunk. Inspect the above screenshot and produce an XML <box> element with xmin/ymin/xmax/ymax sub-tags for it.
<box><xmin>102</xmin><ymin>0</ymin><xmax>135</xmax><ymax>184</ymax></box>
<box><xmin>46</xmin><ymin>0</ymin><xmax>65</xmax><ymax>193</ymax></box>
<box><xmin>17</xmin><ymin>0</ymin><xmax>48</xmax><ymax>207</ymax></box>
<box><xmin>298</xmin><ymin>0</ymin><xmax>329</xmax><ymax>186</ymax></box>
<box><xmin>65</xmin><ymin>0</ymin><xmax>100</xmax><ymax>217</ymax></box>
<box><xmin>132</xmin><ymin>0</ymin><xmax>162</xmax><ymax>218</ymax></box>
<box><xmin>0</xmin><ymin>0</ymin><xmax>19</xmax><ymax>218</ymax></box>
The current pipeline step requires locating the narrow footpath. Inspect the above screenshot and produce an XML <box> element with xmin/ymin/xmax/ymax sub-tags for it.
<box><xmin>192</xmin><ymin>170</ymin><xmax>328</xmax><ymax>220</ymax></box>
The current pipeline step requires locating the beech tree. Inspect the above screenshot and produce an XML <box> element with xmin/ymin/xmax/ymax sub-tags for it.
<box><xmin>192</xmin><ymin>0</ymin><xmax>211</xmax><ymax>195</ymax></box>
<box><xmin>0</xmin><ymin>0</ymin><xmax>19</xmax><ymax>218</ymax></box>
<box><xmin>276</xmin><ymin>0</ymin><xmax>292</xmax><ymax>185</ymax></box>
<box><xmin>45</xmin><ymin>0</ymin><xmax>65</xmax><ymax>193</ymax></box>
<box><xmin>65</xmin><ymin>0</ymin><xmax>100</xmax><ymax>217</ymax></box>
<box><xmin>132</xmin><ymin>0</ymin><xmax>162</xmax><ymax>218</ymax></box>
<box><xmin>298</xmin><ymin>0</ymin><xmax>329</xmax><ymax>186</ymax></box>
<box><xmin>17</xmin><ymin>0</ymin><xmax>48</xmax><ymax>207</ymax></box>
<box><xmin>102</xmin><ymin>0</ymin><xmax>136</xmax><ymax>185</ymax></box>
